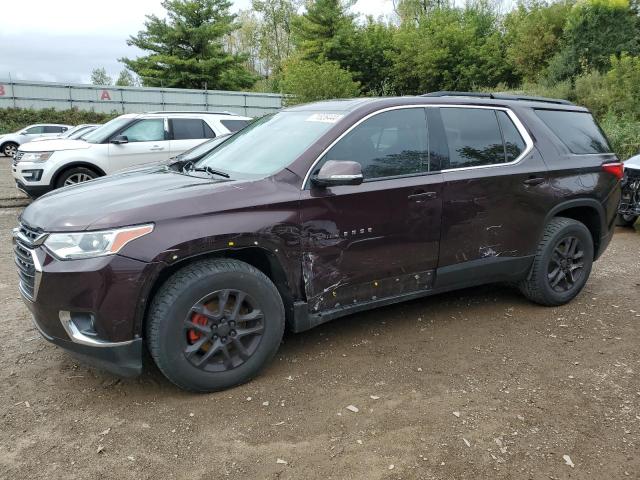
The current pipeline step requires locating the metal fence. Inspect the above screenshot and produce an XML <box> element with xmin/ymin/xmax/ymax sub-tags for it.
<box><xmin>0</xmin><ymin>79</ymin><xmax>283</xmax><ymax>117</ymax></box>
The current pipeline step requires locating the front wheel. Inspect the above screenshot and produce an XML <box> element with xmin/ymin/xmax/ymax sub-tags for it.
<box><xmin>146</xmin><ymin>259</ymin><xmax>285</xmax><ymax>392</ymax></box>
<box><xmin>56</xmin><ymin>167</ymin><xmax>98</xmax><ymax>188</ymax></box>
<box><xmin>519</xmin><ymin>217</ymin><xmax>593</xmax><ymax>306</ymax></box>
<box><xmin>2</xmin><ymin>142</ymin><xmax>18</xmax><ymax>157</ymax></box>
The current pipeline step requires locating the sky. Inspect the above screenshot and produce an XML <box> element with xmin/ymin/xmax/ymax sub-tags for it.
<box><xmin>0</xmin><ymin>0</ymin><xmax>397</xmax><ymax>84</ymax></box>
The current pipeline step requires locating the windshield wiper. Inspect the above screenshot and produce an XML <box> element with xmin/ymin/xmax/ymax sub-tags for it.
<box><xmin>190</xmin><ymin>166</ymin><xmax>230</xmax><ymax>178</ymax></box>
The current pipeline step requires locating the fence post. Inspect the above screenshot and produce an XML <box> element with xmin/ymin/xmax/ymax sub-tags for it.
<box><xmin>244</xmin><ymin>94</ymin><xmax>248</xmax><ymax>117</ymax></box>
<box><xmin>120</xmin><ymin>88</ymin><xmax>125</xmax><ymax>114</ymax></box>
<box><xmin>68</xmin><ymin>85</ymin><xmax>73</xmax><ymax>110</ymax></box>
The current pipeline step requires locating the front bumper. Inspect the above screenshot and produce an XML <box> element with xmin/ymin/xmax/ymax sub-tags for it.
<box><xmin>13</xmin><ymin>227</ymin><xmax>158</xmax><ymax>377</ymax></box>
<box><xmin>12</xmin><ymin>160</ymin><xmax>54</xmax><ymax>197</ymax></box>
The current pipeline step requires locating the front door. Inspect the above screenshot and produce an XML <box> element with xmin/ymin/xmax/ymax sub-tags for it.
<box><xmin>300</xmin><ymin>107</ymin><xmax>443</xmax><ymax>314</ymax></box>
<box><xmin>108</xmin><ymin>118</ymin><xmax>170</xmax><ymax>172</ymax></box>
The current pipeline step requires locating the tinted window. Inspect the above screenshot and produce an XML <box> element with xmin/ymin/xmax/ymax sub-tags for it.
<box><xmin>221</xmin><ymin>119</ymin><xmax>250</xmax><ymax>132</ymax></box>
<box><xmin>441</xmin><ymin>108</ymin><xmax>505</xmax><ymax>169</ymax></box>
<box><xmin>120</xmin><ymin>119</ymin><xmax>165</xmax><ymax>142</ymax></box>
<box><xmin>497</xmin><ymin>111</ymin><xmax>526</xmax><ymax>162</ymax></box>
<box><xmin>322</xmin><ymin>108</ymin><xmax>429</xmax><ymax>180</ymax></box>
<box><xmin>535</xmin><ymin>109</ymin><xmax>611</xmax><ymax>154</ymax></box>
<box><xmin>43</xmin><ymin>126</ymin><xmax>65</xmax><ymax>133</ymax></box>
<box><xmin>172</xmin><ymin>119</ymin><xmax>215</xmax><ymax>140</ymax></box>
<box><xmin>25</xmin><ymin>126</ymin><xmax>45</xmax><ymax>134</ymax></box>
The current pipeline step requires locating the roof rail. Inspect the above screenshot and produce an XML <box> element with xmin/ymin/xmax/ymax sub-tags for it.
<box><xmin>145</xmin><ymin>110</ymin><xmax>236</xmax><ymax>115</ymax></box>
<box><xmin>421</xmin><ymin>91</ymin><xmax>574</xmax><ymax>106</ymax></box>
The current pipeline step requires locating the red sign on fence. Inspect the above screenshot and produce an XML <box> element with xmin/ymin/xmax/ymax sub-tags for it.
<box><xmin>100</xmin><ymin>90</ymin><xmax>112</xmax><ymax>101</ymax></box>
<box><xmin>0</xmin><ymin>85</ymin><xmax>6</xmax><ymax>96</ymax></box>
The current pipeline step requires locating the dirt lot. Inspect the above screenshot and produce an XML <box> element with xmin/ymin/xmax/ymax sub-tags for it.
<box><xmin>0</xmin><ymin>158</ymin><xmax>639</xmax><ymax>479</ymax></box>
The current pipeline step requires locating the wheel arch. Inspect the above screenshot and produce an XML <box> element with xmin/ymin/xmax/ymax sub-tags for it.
<box><xmin>51</xmin><ymin>162</ymin><xmax>106</xmax><ymax>186</ymax></box>
<box><xmin>0</xmin><ymin>139</ymin><xmax>19</xmax><ymax>152</ymax></box>
<box><xmin>139</xmin><ymin>246</ymin><xmax>297</xmax><ymax>336</ymax></box>
<box><xmin>545</xmin><ymin>199</ymin><xmax>605</xmax><ymax>259</ymax></box>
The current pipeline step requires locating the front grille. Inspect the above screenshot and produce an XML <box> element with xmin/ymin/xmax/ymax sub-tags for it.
<box><xmin>13</xmin><ymin>223</ymin><xmax>43</xmax><ymax>300</ymax></box>
<box><xmin>13</xmin><ymin>151</ymin><xmax>24</xmax><ymax>166</ymax></box>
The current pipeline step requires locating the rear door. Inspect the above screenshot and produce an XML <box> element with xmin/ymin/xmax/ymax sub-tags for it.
<box><xmin>108</xmin><ymin>118</ymin><xmax>170</xmax><ymax>171</ymax></box>
<box><xmin>169</xmin><ymin>118</ymin><xmax>217</xmax><ymax>156</ymax></box>
<box><xmin>434</xmin><ymin>106</ymin><xmax>548</xmax><ymax>286</ymax></box>
<box><xmin>300</xmin><ymin>107</ymin><xmax>443</xmax><ymax>314</ymax></box>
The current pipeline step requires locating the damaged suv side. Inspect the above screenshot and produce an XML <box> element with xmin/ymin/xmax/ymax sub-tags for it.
<box><xmin>16</xmin><ymin>93</ymin><xmax>622</xmax><ymax>392</ymax></box>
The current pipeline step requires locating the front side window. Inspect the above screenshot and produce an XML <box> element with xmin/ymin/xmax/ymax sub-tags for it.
<box><xmin>320</xmin><ymin>108</ymin><xmax>429</xmax><ymax>180</ymax></box>
<box><xmin>172</xmin><ymin>119</ymin><xmax>215</xmax><ymax>140</ymax></box>
<box><xmin>441</xmin><ymin>108</ymin><xmax>506</xmax><ymax>169</ymax></box>
<box><xmin>25</xmin><ymin>126</ymin><xmax>45</xmax><ymax>134</ymax></box>
<box><xmin>535</xmin><ymin>109</ymin><xmax>611</xmax><ymax>154</ymax></box>
<box><xmin>119</xmin><ymin>119</ymin><xmax>165</xmax><ymax>143</ymax></box>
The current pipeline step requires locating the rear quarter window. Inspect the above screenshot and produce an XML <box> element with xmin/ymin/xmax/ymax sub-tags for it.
<box><xmin>535</xmin><ymin>109</ymin><xmax>611</xmax><ymax>154</ymax></box>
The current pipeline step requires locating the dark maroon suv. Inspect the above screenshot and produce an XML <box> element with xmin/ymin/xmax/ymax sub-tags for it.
<box><xmin>14</xmin><ymin>93</ymin><xmax>622</xmax><ymax>392</ymax></box>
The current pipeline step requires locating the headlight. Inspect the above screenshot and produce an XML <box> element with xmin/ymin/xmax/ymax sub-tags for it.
<box><xmin>44</xmin><ymin>224</ymin><xmax>154</xmax><ymax>260</ymax></box>
<box><xmin>21</xmin><ymin>151</ymin><xmax>54</xmax><ymax>162</ymax></box>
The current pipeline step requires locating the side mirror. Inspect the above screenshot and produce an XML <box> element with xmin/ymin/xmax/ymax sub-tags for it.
<box><xmin>111</xmin><ymin>135</ymin><xmax>129</xmax><ymax>145</ymax></box>
<box><xmin>312</xmin><ymin>160</ymin><xmax>363</xmax><ymax>187</ymax></box>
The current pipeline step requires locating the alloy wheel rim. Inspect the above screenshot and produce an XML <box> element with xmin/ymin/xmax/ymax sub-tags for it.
<box><xmin>64</xmin><ymin>173</ymin><xmax>93</xmax><ymax>185</ymax></box>
<box><xmin>547</xmin><ymin>236</ymin><xmax>585</xmax><ymax>293</ymax></box>
<box><xmin>5</xmin><ymin>144</ymin><xmax>17</xmax><ymax>157</ymax></box>
<box><xmin>183</xmin><ymin>289</ymin><xmax>265</xmax><ymax>372</ymax></box>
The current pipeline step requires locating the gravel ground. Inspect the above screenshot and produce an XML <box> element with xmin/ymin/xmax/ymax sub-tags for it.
<box><xmin>0</xmin><ymin>159</ymin><xmax>638</xmax><ymax>479</ymax></box>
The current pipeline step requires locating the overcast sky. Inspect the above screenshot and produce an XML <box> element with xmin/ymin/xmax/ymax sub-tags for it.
<box><xmin>0</xmin><ymin>0</ymin><xmax>396</xmax><ymax>84</ymax></box>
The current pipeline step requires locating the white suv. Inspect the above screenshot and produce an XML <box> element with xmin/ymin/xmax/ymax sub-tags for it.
<box><xmin>1</xmin><ymin>124</ymin><xmax>72</xmax><ymax>157</ymax></box>
<box><xmin>12</xmin><ymin>112</ymin><xmax>251</xmax><ymax>197</ymax></box>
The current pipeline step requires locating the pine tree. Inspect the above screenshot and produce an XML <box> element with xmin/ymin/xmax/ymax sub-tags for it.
<box><xmin>121</xmin><ymin>0</ymin><xmax>258</xmax><ymax>90</ymax></box>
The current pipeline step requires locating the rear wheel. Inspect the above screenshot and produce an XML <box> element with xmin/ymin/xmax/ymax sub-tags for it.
<box><xmin>616</xmin><ymin>213</ymin><xmax>638</xmax><ymax>228</ymax></box>
<box><xmin>519</xmin><ymin>217</ymin><xmax>593</xmax><ymax>306</ymax></box>
<box><xmin>55</xmin><ymin>167</ymin><xmax>98</xmax><ymax>188</ymax></box>
<box><xmin>146</xmin><ymin>259</ymin><xmax>285</xmax><ymax>392</ymax></box>
<box><xmin>2</xmin><ymin>142</ymin><xmax>18</xmax><ymax>157</ymax></box>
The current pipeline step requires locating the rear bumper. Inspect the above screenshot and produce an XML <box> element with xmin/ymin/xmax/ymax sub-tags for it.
<box><xmin>30</xmin><ymin>312</ymin><xmax>143</xmax><ymax>377</ymax></box>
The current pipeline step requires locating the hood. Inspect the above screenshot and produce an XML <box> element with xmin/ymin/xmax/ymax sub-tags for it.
<box><xmin>625</xmin><ymin>154</ymin><xmax>640</xmax><ymax>170</ymax></box>
<box><xmin>20</xmin><ymin>167</ymin><xmax>252</xmax><ymax>231</ymax></box>
<box><xmin>19</xmin><ymin>138</ymin><xmax>91</xmax><ymax>152</ymax></box>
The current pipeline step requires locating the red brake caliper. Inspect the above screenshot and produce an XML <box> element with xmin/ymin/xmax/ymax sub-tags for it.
<box><xmin>188</xmin><ymin>313</ymin><xmax>208</xmax><ymax>344</ymax></box>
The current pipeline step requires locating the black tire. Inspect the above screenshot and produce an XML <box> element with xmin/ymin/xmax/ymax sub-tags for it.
<box><xmin>146</xmin><ymin>258</ymin><xmax>285</xmax><ymax>392</ymax></box>
<box><xmin>616</xmin><ymin>213</ymin><xmax>638</xmax><ymax>228</ymax></box>
<box><xmin>519</xmin><ymin>217</ymin><xmax>594</xmax><ymax>307</ymax></box>
<box><xmin>55</xmin><ymin>167</ymin><xmax>98</xmax><ymax>188</ymax></box>
<box><xmin>2</xmin><ymin>142</ymin><xmax>18</xmax><ymax>158</ymax></box>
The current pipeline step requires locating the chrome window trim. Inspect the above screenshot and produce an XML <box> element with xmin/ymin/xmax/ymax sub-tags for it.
<box><xmin>301</xmin><ymin>104</ymin><xmax>534</xmax><ymax>189</ymax></box>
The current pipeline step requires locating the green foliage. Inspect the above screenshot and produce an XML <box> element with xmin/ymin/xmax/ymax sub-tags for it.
<box><xmin>395</xmin><ymin>0</ymin><xmax>450</xmax><ymax>23</ymax></box>
<box><xmin>0</xmin><ymin>108</ymin><xmax>117</xmax><ymax>135</ymax></box>
<box><xmin>598</xmin><ymin>113</ymin><xmax>640</xmax><ymax>159</ymax></box>
<box><xmin>547</xmin><ymin>0</ymin><xmax>639</xmax><ymax>81</ymax></box>
<box><xmin>252</xmin><ymin>0</ymin><xmax>299</xmax><ymax>79</ymax></box>
<box><xmin>90</xmin><ymin>68</ymin><xmax>113</xmax><ymax>86</ymax></box>
<box><xmin>504</xmin><ymin>1</ymin><xmax>572</xmax><ymax>82</ymax></box>
<box><xmin>121</xmin><ymin>0</ymin><xmax>258</xmax><ymax>90</ymax></box>
<box><xmin>279</xmin><ymin>58</ymin><xmax>360</xmax><ymax>104</ymax></box>
<box><xmin>391</xmin><ymin>5</ymin><xmax>515</xmax><ymax>95</ymax></box>
<box><xmin>350</xmin><ymin>19</ymin><xmax>395</xmax><ymax>95</ymax></box>
<box><xmin>115</xmin><ymin>69</ymin><xmax>139</xmax><ymax>87</ymax></box>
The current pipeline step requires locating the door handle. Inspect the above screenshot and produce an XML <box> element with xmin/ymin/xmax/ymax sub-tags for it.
<box><xmin>408</xmin><ymin>191</ymin><xmax>437</xmax><ymax>201</ymax></box>
<box><xmin>150</xmin><ymin>146</ymin><xmax>165</xmax><ymax>151</ymax></box>
<box><xmin>523</xmin><ymin>177</ymin><xmax>545</xmax><ymax>186</ymax></box>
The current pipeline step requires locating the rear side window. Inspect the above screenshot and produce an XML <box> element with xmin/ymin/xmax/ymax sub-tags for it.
<box><xmin>440</xmin><ymin>108</ymin><xmax>506</xmax><ymax>168</ymax></box>
<box><xmin>221</xmin><ymin>119</ymin><xmax>250</xmax><ymax>132</ymax></box>
<box><xmin>172</xmin><ymin>119</ymin><xmax>215</xmax><ymax>140</ymax></box>
<box><xmin>44</xmin><ymin>126</ymin><xmax>65</xmax><ymax>133</ymax></box>
<box><xmin>535</xmin><ymin>109</ymin><xmax>611</xmax><ymax>154</ymax></box>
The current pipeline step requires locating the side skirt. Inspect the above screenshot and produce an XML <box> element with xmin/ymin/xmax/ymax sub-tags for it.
<box><xmin>290</xmin><ymin>255</ymin><xmax>534</xmax><ymax>333</ymax></box>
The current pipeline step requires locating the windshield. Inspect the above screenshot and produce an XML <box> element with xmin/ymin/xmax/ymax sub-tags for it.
<box><xmin>60</xmin><ymin>125</ymin><xmax>84</xmax><ymax>138</ymax></box>
<box><xmin>196</xmin><ymin>111</ymin><xmax>338</xmax><ymax>177</ymax></box>
<box><xmin>69</xmin><ymin>126</ymin><xmax>97</xmax><ymax>140</ymax></box>
<box><xmin>178</xmin><ymin>135</ymin><xmax>230</xmax><ymax>161</ymax></box>
<box><xmin>83</xmin><ymin>117</ymin><xmax>133</xmax><ymax>144</ymax></box>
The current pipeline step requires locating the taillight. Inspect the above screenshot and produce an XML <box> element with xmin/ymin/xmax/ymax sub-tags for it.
<box><xmin>602</xmin><ymin>162</ymin><xmax>624</xmax><ymax>180</ymax></box>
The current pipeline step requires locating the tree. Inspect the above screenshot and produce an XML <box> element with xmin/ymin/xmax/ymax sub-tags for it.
<box><xmin>121</xmin><ymin>0</ymin><xmax>258</xmax><ymax>90</ymax></box>
<box><xmin>115</xmin><ymin>69</ymin><xmax>139</xmax><ymax>87</ymax></box>
<box><xmin>504</xmin><ymin>0</ymin><xmax>572</xmax><ymax>83</ymax></box>
<box><xmin>351</xmin><ymin>19</ymin><xmax>396</xmax><ymax>95</ymax></box>
<box><xmin>253</xmin><ymin>0</ymin><xmax>299</xmax><ymax>80</ymax></box>
<box><xmin>90</xmin><ymin>67</ymin><xmax>112</xmax><ymax>86</ymax></box>
<box><xmin>292</xmin><ymin>0</ymin><xmax>356</xmax><ymax>66</ymax></box>
<box><xmin>547</xmin><ymin>0</ymin><xmax>639</xmax><ymax>82</ymax></box>
<box><xmin>393</xmin><ymin>0</ymin><xmax>450</xmax><ymax>24</ymax></box>
<box><xmin>280</xmin><ymin>58</ymin><xmax>360</xmax><ymax>104</ymax></box>
<box><xmin>391</xmin><ymin>5</ymin><xmax>515</xmax><ymax>95</ymax></box>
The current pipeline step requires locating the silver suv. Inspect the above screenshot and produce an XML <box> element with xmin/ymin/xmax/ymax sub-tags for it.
<box><xmin>0</xmin><ymin>124</ymin><xmax>71</xmax><ymax>157</ymax></box>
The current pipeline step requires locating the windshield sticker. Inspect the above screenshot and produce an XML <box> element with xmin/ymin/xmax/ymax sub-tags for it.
<box><xmin>305</xmin><ymin>113</ymin><xmax>343</xmax><ymax>123</ymax></box>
